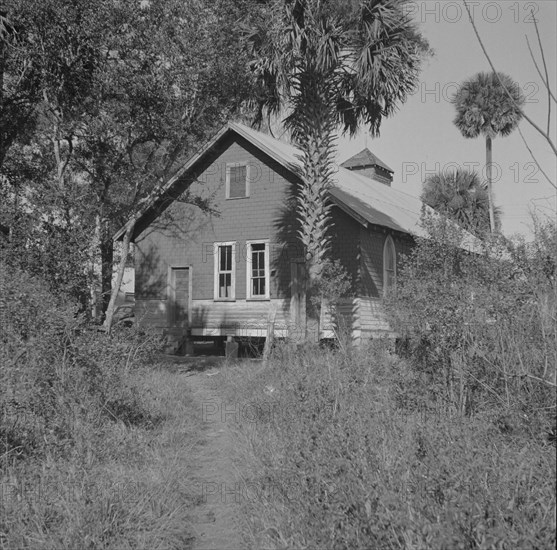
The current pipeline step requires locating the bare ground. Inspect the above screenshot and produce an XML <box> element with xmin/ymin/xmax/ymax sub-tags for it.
<box><xmin>184</xmin><ymin>366</ymin><xmax>248</xmax><ymax>550</ymax></box>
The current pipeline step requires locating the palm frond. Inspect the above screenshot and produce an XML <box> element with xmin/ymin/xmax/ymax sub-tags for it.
<box><xmin>452</xmin><ymin>71</ymin><xmax>525</xmax><ymax>140</ymax></box>
<box><xmin>244</xmin><ymin>0</ymin><xmax>429</xmax><ymax>281</ymax></box>
<box><xmin>422</xmin><ymin>169</ymin><xmax>499</xmax><ymax>235</ymax></box>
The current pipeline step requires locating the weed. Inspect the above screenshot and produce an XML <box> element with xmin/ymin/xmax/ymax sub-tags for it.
<box><xmin>1</xmin><ymin>263</ymin><xmax>198</xmax><ymax>548</ymax></box>
<box><xmin>219</xmin><ymin>340</ymin><xmax>556</xmax><ymax>549</ymax></box>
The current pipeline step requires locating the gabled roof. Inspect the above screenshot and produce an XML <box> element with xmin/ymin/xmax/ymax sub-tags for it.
<box><xmin>224</xmin><ymin>123</ymin><xmax>431</xmax><ymax>237</ymax></box>
<box><xmin>340</xmin><ymin>148</ymin><xmax>394</xmax><ymax>173</ymax></box>
<box><xmin>114</xmin><ymin>122</ymin><xmax>481</xmax><ymax>252</ymax></box>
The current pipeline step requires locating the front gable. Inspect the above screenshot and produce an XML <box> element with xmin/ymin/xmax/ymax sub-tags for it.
<box><xmin>134</xmin><ymin>132</ymin><xmax>303</xmax><ymax>328</ymax></box>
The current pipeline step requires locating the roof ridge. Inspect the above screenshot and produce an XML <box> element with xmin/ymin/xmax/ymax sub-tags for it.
<box><xmin>115</xmin><ymin>120</ymin><xmax>481</xmax><ymax>252</ymax></box>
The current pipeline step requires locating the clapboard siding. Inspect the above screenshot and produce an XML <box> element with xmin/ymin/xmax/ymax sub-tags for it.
<box><xmin>358</xmin><ymin>297</ymin><xmax>391</xmax><ymax>332</ymax></box>
<box><xmin>319</xmin><ymin>297</ymin><xmax>391</xmax><ymax>336</ymax></box>
<box><xmin>190</xmin><ymin>299</ymin><xmax>289</xmax><ymax>329</ymax></box>
<box><xmin>360</xmin><ymin>226</ymin><xmax>383</xmax><ymax>297</ymax></box>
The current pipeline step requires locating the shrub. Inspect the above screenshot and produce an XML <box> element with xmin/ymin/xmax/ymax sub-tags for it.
<box><xmin>220</xmin><ymin>342</ymin><xmax>556</xmax><ymax>549</ymax></box>
<box><xmin>0</xmin><ymin>203</ymin><xmax>94</xmax><ymax>312</ymax></box>
<box><xmin>386</xmin><ymin>213</ymin><xmax>556</xmax><ymax>429</ymax></box>
<box><xmin>1</xmin><ymin>262</ymin><xmax>159</xmax><ymax>463</ymax></box>
<box><xmin>311</xmin><ymin>258</ymin><xmax>354</xmax><ymax>348</ymax></box>
<box><xmin>0</xmin><ymin>262</ymin><xmax>203</xmax><ymax>549</ymax></box>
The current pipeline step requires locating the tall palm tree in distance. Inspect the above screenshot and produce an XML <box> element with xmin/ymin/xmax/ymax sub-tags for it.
<box><xmin>246</xmin><ymin>0</ymin><xmax>429</xmax><ymax>335</ymax></box>
<box><xmin>452</xmin><ymin>72</ymin><xmax>525</xmax><ymax>233</ymax></box>
<box><xmin>421</xmin><ymin>169</ymin><xmax>501</xmax><ymax>236</ymax></box>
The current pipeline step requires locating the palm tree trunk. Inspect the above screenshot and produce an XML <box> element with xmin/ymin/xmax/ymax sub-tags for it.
<box><xmin>298</xmin><ymin>130</ymin><xmax>333</xmax><ymax>342</ymax></box>
<box><xmin>486</xmin><ymin>135</ymin><xmax>496</xmax><ymax>233</ymax></box>
<box><xmin>291</xmin><ymin>73</ymin><xmax>337</xmax><ymax>341</ymax></box>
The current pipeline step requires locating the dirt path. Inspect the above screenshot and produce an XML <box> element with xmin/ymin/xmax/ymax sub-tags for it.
<box><xmin>185</xmin><ymin>368</ymin><xmax>247</xmax><ymax>550</ymax></box>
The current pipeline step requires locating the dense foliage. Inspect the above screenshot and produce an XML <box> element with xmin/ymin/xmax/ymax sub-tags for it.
<box><xmin>1</xmin><ymin>0</ymin><xmax>255</xmax><ymax>315</ymax></box>
<box><xmin>0</xmin><ymin>262</ymin><xmax>205</xmax><ymax>547</ymax></box>
<box><xmin>0</xmin><ymin>262</ymin><xmax>157</xmax><ymax>462</ymax></box>
<box><xmin>386</xmin><ymin>213</ymin><xmax>556</xmax><ymax>421</ymax></box>
<box><xmin>215</xmin><ymin>212</ymin><xmax>556</xmax><ymax>549</ymax></box>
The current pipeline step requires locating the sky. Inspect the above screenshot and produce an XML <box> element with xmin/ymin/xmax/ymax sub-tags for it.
<box><xmin>335</xmin><ymin>0</ymin><xmax>557</xmax><ymax>239</ymax></box>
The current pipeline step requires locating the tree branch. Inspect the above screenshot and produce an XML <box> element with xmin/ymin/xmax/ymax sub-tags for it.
<box><xmin>517</xmin><ymin>127</ymin><xmax>556</xmax><ymax>190</ymax></box>
<box><xmin>525</xmin><ymin>35</ymin><xmax>556</xmax><ymax>105</ymax></box>
<box><xmin>531</xmin><ymin>11</ymin><xmax>553</xmax><ymax>135</ymax></box>
<box><xmin>60</xmin><ymin>135</ymin><xmax>73</xmax><ymax>184</ymax></box>
<box><xmin>463</xmin><ymin>0</ymin><xmax>557</xmax><ymax>157</ymax></box>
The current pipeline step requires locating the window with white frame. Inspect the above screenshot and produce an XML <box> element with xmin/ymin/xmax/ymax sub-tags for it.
<box><xmin>214</xmin><ymin>242</ymin><xmax>236</xmax><ymax>300</ymax></box>
<box><xmin>226</xmin><ymin>163</ymin><xmax>250</xmax><ymax>199</ymax></box>
<box><xmin>246</xmin><ymin>240</ymin><xmax>270</xmax><ymax>299</ymax></box>
<box><xmin>383</xmin><ymin>235</ymin><xmax>396</xmax><ymax>295</ymax></box>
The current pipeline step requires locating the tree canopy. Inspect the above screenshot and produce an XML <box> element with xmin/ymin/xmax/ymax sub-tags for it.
<box><xmin>1</xmin><ymin>0</ymin><xmax>255</xmax><ymax>313</ymax></box>
<box><xmin>248</xmin><ymin>0</ymin><xmax>430</xmax><ymax>138</ymax></box>
<box><xmin>421</xmin><ymin>169</ymin><xmax>501</xmax><ymax>236</ymax></box>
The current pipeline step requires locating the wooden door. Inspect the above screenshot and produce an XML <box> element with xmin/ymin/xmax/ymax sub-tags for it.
<box><xmin>169</xmin><ymin>267</ymin><xmax>190</xmax><ymax>328</ymax></box>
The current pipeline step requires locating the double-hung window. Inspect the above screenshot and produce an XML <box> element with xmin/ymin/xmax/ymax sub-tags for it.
<box><xmin>214</xmin><ymin>242</ymin><xmax>236</xmax><ymax>300</ymax></box>
<box><xmin>246</xmin><ymin>240</ymin><xmax>270</xmax><ymax>300</ymax></box>
<box><xmin>226</xmin><ymin>163</ymin><xmax>250</xmax><ymax>199</ymax></box>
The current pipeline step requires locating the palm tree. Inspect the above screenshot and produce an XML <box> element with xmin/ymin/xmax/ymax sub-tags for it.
<box><xmin>421</xmin><ymin>169</ymin><xmax>501</xmax><ymax>235</ymax></box>
<box><xmin>247</xmin><ymin>0</ymin><xmax>428</xmax><ymax>333</ymax></box>
<box><xmin>452</xmin><ymin>72</ymin><xmax>525</xmax><ymax>233</ymax></box>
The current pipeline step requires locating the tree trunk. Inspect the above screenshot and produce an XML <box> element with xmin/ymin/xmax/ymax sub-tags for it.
<box><xmin>486</xmin><ymin>136</ymin><xmax>496</xmax><ymax>233</ymax></box>
<box><xmin>292</xmin><ymin>72</ymin><xmax>337</xmax><ymax>341</ymax></box>
<box><xmin>104</xmin><ymin>221</ymin><xmax>135</xmax><ymax>335</ymax></box>
<box><xmin>0</xmin><ymin>23</ymin><xmax>5</xmax><ymax>168</ymax></box>
<box><xmin>91</xmin><ymin>214</ymin><xmax>102</xmax><ymax>321</ymax></box>
<box><xmin>100</xmin><ymin>218</ymin><xmax>114</xmax><ymax>320</ymax></box>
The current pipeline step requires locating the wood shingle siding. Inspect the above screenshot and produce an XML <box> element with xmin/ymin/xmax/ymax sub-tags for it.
<box><xmin>118</xmin><ymin>122</ymin><xmax>480</xmax><ymax>345</ymax></box>
<box><xmin>134</xmin><ymin>135</ymin><xmax>301</xmax><ymax>337</ymax></box>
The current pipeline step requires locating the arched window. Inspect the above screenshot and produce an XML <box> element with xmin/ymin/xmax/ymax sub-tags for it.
<box><xmin>383</xmin><ymin>235</ymin><xmax>396</xmax><ymax>295</ymax></box>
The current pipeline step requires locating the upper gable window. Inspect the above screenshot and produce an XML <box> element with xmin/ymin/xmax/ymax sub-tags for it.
<box><xmin>383</xmin><ymin>235</ymin><xmax>396</xmax><ymax>296</ymax></box>
<box><xmin>226</xmin><ymin>163</ymin><xmax>250</xmax><ymax>199</ymax></box>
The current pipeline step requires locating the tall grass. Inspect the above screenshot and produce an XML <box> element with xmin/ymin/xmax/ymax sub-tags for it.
<box><xmin>219</xmin><ymin>343</ymin><xmax>556</xmax><ymax>549</ymax></box>
<box><xmin>1</xmin><ymin>263</ymin><xmax>199</xmax><ymax>549</ymax></box>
